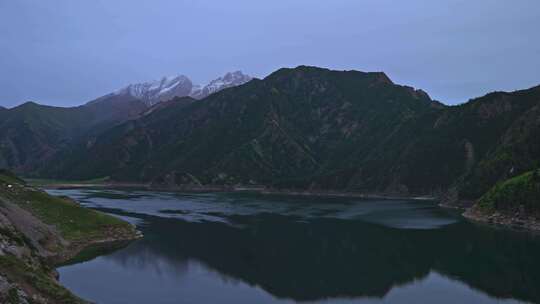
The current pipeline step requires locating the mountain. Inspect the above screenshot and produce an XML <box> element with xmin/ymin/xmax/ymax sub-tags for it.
<box><xmin>0</xmin><ymin>71</ymin><xmax>251</xmax><ymax>175</ymax></box>
<box><xmin>40</xmin><ymin>66</ymin><xmax>439</xmax><ymax>185</ymax></box>
<box><xmin>37</xmin><ymin>66</ymin><xmax>540</xmax><ymax>205</ymax></box>
<box><xmin>110</xmin><ymin>75</ymin><xmax>194</xmax><ymax>107</ymax></box>
<box><xmin>464</xmin><ymin>169</ymin><xmax>540</xmax><ymax>229</ymax></box>
<box><xmin>0</xmin><ymin>102</ymin><xmax>90</xmax><ymax>171</ymax></box>
<box><xmin>98</xmin><ymin>71</ymin><xmax>253</xmax><ymax>108</ymax></box>
<box><xmin>0</xmin><ymin>99</ymin><xmax>146</xmax><ymax>173</ymax></box>
<box><xmin>2</xmin><ymin>65</ymin><xmax>539</xmax><ymax>212</ymax></box>
<box><xmin>457</xmin><ymin>87</ymin><xmax>540</xmax><ymax>199</ymax></box>
<box><xmin>190</xmin><ymin>71</ymin><xmax>253</xmax><ymax>99</ymax></box>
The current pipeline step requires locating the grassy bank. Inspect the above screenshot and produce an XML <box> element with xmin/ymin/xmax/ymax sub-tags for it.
<box><xmin>476</xmin><ymin>170</ymin><xmax>540</xmax><ymax>217</ymax></box>
<box><xmin>3</xmin><ymin>187</ymin><xmax>131</xmax><ymax>242</ymax></box>
<box><xmin>0</xmin><ymin>170</ymin><xmax>140</xmax><ymax>303</ymax></box>
<box><xmin>465</xmin><ymin>170</ymin><xmax>540</xmax><ymax>231</ymax></box>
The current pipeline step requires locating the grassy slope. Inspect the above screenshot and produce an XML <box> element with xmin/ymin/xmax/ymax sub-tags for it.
<box><xmin>0</xmin><ymin>170</ymin><xmax>25</xmax><ymax>185</ymax></box>
<box><xmin>1</xmin><ymin>175</ymin><xmax>132</xmax><ymax>242</ymax></box>
<box><xmin>0</xmin><ymin>254</ymin><xmax>82</xmax><ymax>304</ymax></box>
<box><xmin>6</xmin><ymin>189</ymin><xmax>130</xmax><ymax>241</ymax></box>
<box><xmin>0</xmin><ymin>170</ymin><xmax>138</xmax><ymax>303</ymax></box>
<box><xmin>475</xmin><ymin>170</ymin><xmax>540</xmax><ymax>218</ymax></box>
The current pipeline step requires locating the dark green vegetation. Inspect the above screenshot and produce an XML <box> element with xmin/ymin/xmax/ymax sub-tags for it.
<box><xmin>38</xmin><ymin>68</ymin><xmax>540</xmax><ymax>199</ymax></box>
<box><xmin>0</xmin><ymin>170</ymin><xmax>139</xmax><ymax>303</ymax></box>
<box><xmin>3</xmin><ymin>187</ymin><xmax>132</xmax><ymax>242</ymax></box>
<box><xmin>0</xmin><ymin>96</ymin><xmax>146</xmax><ymax>173</ymax></box>
<box><xmin>476</xmin><ymin>170</ymin><xmax>540</xmax><ymax>218</ymax></box>
<box><xmin>39</xmin><ymin>67</ymin><xmax>439</xmax><ymax>187</ymax></box>
<box><xmin>2</xmin><ymin>66</ymin><xmax>540</xmax><ymax>217</ymax></box>
<box><xmin>0</xmin><ymin>169</ymin><xmax>25</xmax><ymax>185</ymax></box>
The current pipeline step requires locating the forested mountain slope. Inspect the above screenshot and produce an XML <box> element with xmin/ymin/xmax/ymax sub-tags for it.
<box><xmin>4</xmin><ymin>66</ymin><xmax>540</xmax><ymax>203</ymax></box>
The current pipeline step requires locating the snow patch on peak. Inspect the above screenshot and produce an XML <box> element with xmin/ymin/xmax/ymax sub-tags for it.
<box><xmin>115</xmin><ymin>75</ymin><xmax>193</xmax><ymax>107</ymax></box>
<box><xmin>190</xmin><ymin>71</ymin><xmax>252</xmax><ymax>100</ymax></box>
<box><xmin>111</xmin><ymin>71</ymin><xmax>252</xmax><ymax>106</ymax></box>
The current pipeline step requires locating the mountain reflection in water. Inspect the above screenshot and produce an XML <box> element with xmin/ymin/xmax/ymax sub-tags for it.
<box><xmin>51</xmin><ymin>190</ymin><xmax>540</xmax><ymax>304</ymax></box>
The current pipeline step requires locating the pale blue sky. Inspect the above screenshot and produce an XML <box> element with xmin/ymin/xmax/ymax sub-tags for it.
<box><xmin>1</xmin><ymin>0</ymin><xmax>539</xmax><ymax>107</ymax></box>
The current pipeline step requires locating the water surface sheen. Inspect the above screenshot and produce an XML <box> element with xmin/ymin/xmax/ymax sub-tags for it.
<box><xmin>48</xmin><ymin>189</ymin><xmax>540</xmax><ymax>304</ymax></box>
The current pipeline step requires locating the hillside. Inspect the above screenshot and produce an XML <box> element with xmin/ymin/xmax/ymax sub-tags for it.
<box><xmin>0</xmin><ymin>99</ymin><xmax>147</xmax><ymax>174</ymax></box>
<box><xmin>0</xmin><ymin>170</ymin><xmax>139</xmax><ymax>303</ymax></box>
<box><xmin>458</xmin><ymin>89</ymin><xmax>540</xmax><ymax>199</ymax></box>
<box><xmin>2</xmin><ymin>66</ymin><xmax>540</xmax><ymax>208</ymax></box>
<box><xmin>0</xmin><ymin>72</ymin><xmax>252</xmax><ymax>176</ymax></box>
<box><xmin>0</xmin><ymin>102</ymin><xmax>89</xmax><ymax>172</ymax></box>
<box><xmin>464</xmin><ymin>170</ymin><xmax>540</xmax><ymax>230</ymax></box>
<box><xmin>40</xmin><ymin>67</ymin><xmax>439</xmax><ymax>187</ymax></box>
<box><xmin>34</xmin><ymin>66</ymin><xmax>540</xmax><ymax>204</ymax></box>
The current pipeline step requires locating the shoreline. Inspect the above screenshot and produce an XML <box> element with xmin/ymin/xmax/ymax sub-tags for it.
<box><xmin>463</xmin><ymin>208</ymin><xmax>540</xmax><ymax>233</ymax></box>
<box><xmin>36</xmin><ymin>181</ymin><xmax>540</xmax><ymax>234</ymax></box>
<box><xmin>36</xmin><ymin>181</ymin><xmax>437</xmax><ymax>201</ymax></box>
<box><xmin>0</xmin><ymin>176</ymin><xmax>144</xmax><ymax>303</ymax></box>
<box><xmin>50</xmin><ymin>226</ymin><xmax>143</xmax><ymax>267</ymax></box>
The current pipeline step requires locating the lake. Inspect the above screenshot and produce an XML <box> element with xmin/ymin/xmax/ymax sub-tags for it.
<box><xmin>46</xmin><ymin>189</ymin><xmax>540</xmax><ymax>304</ymax></box>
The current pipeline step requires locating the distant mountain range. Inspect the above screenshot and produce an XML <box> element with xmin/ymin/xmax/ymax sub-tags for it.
<box><xmin>0</xmin><ymin>71</ymin><xmax>252</xmax><ymax>173</ymax></box>
<box><xmin>190</xmin><ymin>71</ymin><xmax>253</xmax><ymax>100</ymax></box>
<box><xmin>1</xmin><ymin>66</ymin><xmax>539</xmax><ymax>211</ymax></box>
<box><xmin>90</xmin><ymin>71</ymin><xmax>252</xmax><ymax>107</ymax></box>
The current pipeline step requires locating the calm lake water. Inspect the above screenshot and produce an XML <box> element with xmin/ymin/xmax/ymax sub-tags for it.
<box><xmin>46</xmin><ymin>189</ymin><xmax>540</xmax><ymax>304</ymax></box>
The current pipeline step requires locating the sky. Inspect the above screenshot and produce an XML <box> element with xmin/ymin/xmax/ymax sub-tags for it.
<box><xmin>0</xmin><ymin>0</ymin><xmax>539</xmax><ymax>108</ymax></box>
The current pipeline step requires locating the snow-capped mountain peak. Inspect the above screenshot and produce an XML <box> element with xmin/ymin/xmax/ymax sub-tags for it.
<box><xmin>110</xmin><ymin>71</ymin><xmax>252</xmax><ymax>107</ymax></box>
<box><xmin>115</xmin><ymin>75</ymin><xmax>193</xmax><ymax>106</ymax></box>
<box><xmin>190</xmin><ymin>71</ymin><xmax>253</xmax><ymax>100</ymax></box>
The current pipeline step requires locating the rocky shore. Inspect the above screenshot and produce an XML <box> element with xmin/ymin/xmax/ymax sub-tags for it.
<box><xmin>463</xmin><ymin>207</ymin><xmax>540</xmax><ymax>233</ymax></box>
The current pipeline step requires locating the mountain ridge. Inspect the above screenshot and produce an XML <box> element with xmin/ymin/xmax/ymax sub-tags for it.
<box><xmin>97</xmin><ymin>71</ymin><xmax>253</xmax><ymax>107</ymax></box>
<box><xmin>0</xmin><ymin>71</ymin><xmax>252</xmax><ymax>173</ymax></box>
<box><xmin>35</xmin><ymin>66</ymin><xmax>540</xmax><ymax>207</ymax></box>
<box><xmin>38</xmin><ymin>66</ymin><xmax>439</xmax><ymax>186</ymax></box>
<box><xmin>2</xmin><ymin>66</ymin><xmax>539</xmax><ymax>209</ymax></box>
